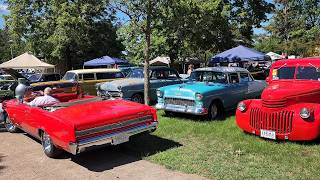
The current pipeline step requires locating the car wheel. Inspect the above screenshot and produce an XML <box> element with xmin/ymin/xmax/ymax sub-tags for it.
<box><xmin>4</xmin><ymin>115</ymin><xmax>19</xmax><ymax>133</ymax></box>
<box><xmin>41</xmin><ymin>131</ymin><xmax>62</xmax><ymax>158</ymax></box>
<box><xmin>131</xmin><ymin>93</ymin><xmax>144</xmax><ymax>104</ymax></box>
<box><xmin>208</xmin><ymin>102</ymin><xmax>219</xmax><ymax>120</ymax></box>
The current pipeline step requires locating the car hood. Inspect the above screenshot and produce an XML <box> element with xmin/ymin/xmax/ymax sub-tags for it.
<box><xmin>99</xmin><ymin>78</ymin><xmax>143</xmax><ymax>91</ymax></box>
<box><xmin>262</xmin><ymin>81</ymin><xmax>320</xmax><ymax>101</ymax></box>
<box><xmin>52</xmin><ymin>99</ymin><xmax>153</xmax><ymax>130</ymax></box>
<box><xmin>2</xmin><ymin>68</ymin><xmax>27</xmax><ymax>80</ymax></box>
<box><xmin>161</xmin><ymin>82</ymin><xmax>226</xmax><ymax>99</ymax></box>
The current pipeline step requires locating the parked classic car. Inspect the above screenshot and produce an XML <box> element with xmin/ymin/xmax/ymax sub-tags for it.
<box><xmin>32</xmin><ymin>68</ymin><xmax>125</xmax><ymax>95</ymax></box>
<box><xmin>236</xmin><ymin>58</ymin><xmax>320</xmax><ymax>141</ymax></box>
<box><xmin>97</xmin><ymin>67</ymin><xmax>184</xmax><ymax>103</ymax></box>
<box><xmin>2</xmin><ymin>82</ymin><xmax>158</xmax><ymax>158</ymax></box>
<box><xmin>156</xmin><ymin>67</ymin><xmax>266</xmax><ymax>119</ymax></box>
<box><xmin>0</xmin><ymin>69</ymin><xmax>29</xmax><ymax>101</ymax></box>
<box><xmin>28</xmin><ymin>73</ymin><xmax>62</xmax><ymax>83</ymax></box>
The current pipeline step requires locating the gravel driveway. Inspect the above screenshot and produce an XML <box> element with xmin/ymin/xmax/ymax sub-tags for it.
<box><xmin>0</xmin><ymin>124</ymin><xmax>205</xmax><ymax>180</ymax></box>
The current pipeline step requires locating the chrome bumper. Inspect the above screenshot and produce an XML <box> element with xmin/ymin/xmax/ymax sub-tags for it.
<box><xmin>156</xmin><ymin>103</ymin><xmax>207</xmax><ymax>115</ymax></box>
<box><xmin>69</xmin><ymin>122</ymin><xmax>158</xmax><ymax>155</ymax></box>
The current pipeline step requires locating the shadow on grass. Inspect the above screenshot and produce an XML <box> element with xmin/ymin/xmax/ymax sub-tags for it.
<box><xmin>70</xmin><ymin>134</ymin><xmax>181</xmax><ymax>172</ymax></box>
<box><xmin>162</xmin><ymin>109</ymin><xmax>236</xmax><ymax>122</ymax></box>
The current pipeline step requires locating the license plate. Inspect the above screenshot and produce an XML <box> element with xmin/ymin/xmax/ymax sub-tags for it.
<box><xmin>260</xmin><ymin>129</ymin><xmax>276</xmax><ymax>140</ymax></box>
<box><xmin>112</xmin><ymin>134</ymin><xmax>129</xmax><ymax>145</ymax></box>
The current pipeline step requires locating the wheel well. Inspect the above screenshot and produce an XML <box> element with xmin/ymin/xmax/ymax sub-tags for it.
<box><xmin>210</xmin><ymin>99</ymin><xmax>224</xmax><ymax>113</ymax></box>
<box><xmin>38</xmin><ymin>129</ymin><xmax>44</xmax><ymax>138</ymax></box>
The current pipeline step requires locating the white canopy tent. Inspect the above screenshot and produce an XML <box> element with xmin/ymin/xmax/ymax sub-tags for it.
<box><xmin>0</xmin><ymin>52</ymin><xmax>55</xmax><ymax>69</ymax></box>
<box><xmin>150</xmin><ymin>56</ymin><xmax>171</xmax><ymax>66</ymax></box>
<box><xmin>266</xmin><ymin>52</ymin><xmax>283</xmax><ymax>61</ymax></box>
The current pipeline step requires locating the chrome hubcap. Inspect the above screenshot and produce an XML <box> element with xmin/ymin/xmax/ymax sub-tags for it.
<box><xmin>43</xmin><ymin>133</ymin><xmax>52</xmax><ymax>152</ymax></box>
<box><xmin>211</xmin><ymin>105</ymin><xmax>218</xmax><ymax>119</ymax></box>
<box><xmin>5</xmin><ymin>117</ymin><xmax>15</xmax><ymax>131</ymax></box>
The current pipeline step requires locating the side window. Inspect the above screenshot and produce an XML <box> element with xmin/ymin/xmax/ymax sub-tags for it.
<box><xmin>96</xmin><ymin>72</ymin><xmax>125</xmax><ymax>80</ymax></box>
<box><xmin>46</xmin><ymin>74</ymin><xmax>57</xmax><ymax>81</ymax></box>
<box><xmin>229</xmin><ymin>73</ymin><xmax>239</xmax><ymax>84</ymax></box>
<box><xmin>82</xmin><ymin>73</ymin><xmax>95</xmax><ymax>80</ymax></box>
<box><xmin>240</xmin><ymin>73</ymin><xmax>252</xmax><ymax>82</ymax></box>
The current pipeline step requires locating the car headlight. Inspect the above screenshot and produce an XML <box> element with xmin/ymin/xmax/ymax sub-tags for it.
<box><xmin>300</xmin><ymin>108</ymin><xmax>310</xmax><ymax>119</ymax></box>
<box><xmin>195</xmin><ymin>93</ymin><xmax>203</xmax><ymax>101</ymax></box>
<box><xmin>157</xmin><ymin>90</ymin><xmax>163</xmax><ymax>97</ymax></box>
<box><xmin>237</xmin><ymin>102</ymin><xmax>246</xmax><ymax>112</ymax></box>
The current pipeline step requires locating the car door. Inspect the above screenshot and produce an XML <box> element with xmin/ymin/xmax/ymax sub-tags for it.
<box><xmin>239</xmin><ymin>72</ymin><xmax>252</xmax><ymax>99</ymax></box>
<box><xmin>227</xmin><ymin>72</ymin><xmax>247</xmax><ymax>106</ymax></box>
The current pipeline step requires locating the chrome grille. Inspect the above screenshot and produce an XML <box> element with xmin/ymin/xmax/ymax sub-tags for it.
<box><xmin>76</xmin><ymin>115</ymin><xmax>153</xmax><ymax>137</ymax></box>
<box><xmin>164</xmin><ymin>97</ymin><xmax>195</xmax><ymax>106</ymax></box>
<box><xmin>250</xmin><ymin>108</ymin><xmax>294</xmax><ymax>134</ymax></box>
<box><xmin>262</xmin><ymin>99</ymin><xmax>286</xmax><ymax>108</ymax></box>
<box><xmin>99</xmin><ymin>90</ymin><xmax>122</xmax><ymax>98</ymax></box>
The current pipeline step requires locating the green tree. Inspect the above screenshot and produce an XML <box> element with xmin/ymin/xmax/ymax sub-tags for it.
<box><xmin>5</xmin><ymin>0</ymin><xmax>124</xmax><ymax>71</ymax></box>
<box><xmin>264</xmin><ymin>0</ymin><xmax>320</xmax><ymax>57</ymax></box>
<box><xmin>112</xmin><ymin>0</ymin><xmax>162</xmax><ymax>105</ymax></box>
<box><xmin>0</xmin><ymin>28</ymin><xmax>12</xmax><ymax>62</ymax></box>
<box><xmin>118</xmin><ymin>0</ymin><xmax>273</xmax><ymax>65</ymax></box>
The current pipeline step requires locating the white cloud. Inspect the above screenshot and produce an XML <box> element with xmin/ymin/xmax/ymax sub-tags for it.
<box><xmin>0</xmin><ymin>4</ymin><xmax>9</xmax><ymax>14</ymax></box>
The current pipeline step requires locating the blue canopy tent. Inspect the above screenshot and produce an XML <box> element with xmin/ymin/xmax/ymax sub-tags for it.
<box><xmin>209</xmin><ymin>45</ymin><xmax>270</xmax><ymax>65</ymax></box>
<box><xmin>83</xmin><ymin>56</ymin><xmax>129</xmax><ymax>67</ymax></box>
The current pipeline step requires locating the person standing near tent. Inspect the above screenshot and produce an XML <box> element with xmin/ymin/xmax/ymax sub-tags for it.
<box><xmin>187</xmin><ymin>64</ymin><xmax>194</xmax><ymax>75</ymax></box>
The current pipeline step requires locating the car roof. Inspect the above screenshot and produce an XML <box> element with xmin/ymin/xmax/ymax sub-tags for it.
<box><xmin>272</xmin><ymin>58</ymin><xmax>320</xmax><ymax>67</ymax></box>
<box><xmin>67</xmin><ymin>68</ymin><xmax>122</xmax><ymax>74</ymax></box>
<box><xmin>195</xmin><ymin>67</ymin><xmax>249</xmax><ymax>73</ymax></box>
<box><xmin>134</xmin><ymin>66</ymin><xmax>178</xmax><ymax>71</ymax></box>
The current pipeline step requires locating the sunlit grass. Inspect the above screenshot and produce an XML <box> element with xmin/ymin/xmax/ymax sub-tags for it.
<box><xmin>126</xmin><ymin>111</ymin><xmax>320</xmax><ymax>179</ymax></box>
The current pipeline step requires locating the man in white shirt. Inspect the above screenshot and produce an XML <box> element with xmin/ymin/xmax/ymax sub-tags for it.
<box><xmin>29</xmin><ymin>87</ymin><xmax>60</xmax><ymax>106</ymax></box>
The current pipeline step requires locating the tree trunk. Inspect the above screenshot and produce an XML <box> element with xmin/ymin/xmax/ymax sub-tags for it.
<box><xmin>143</xmin><ymin>0</ymin><xmax>152</xmax><ymax>105</ymax></box>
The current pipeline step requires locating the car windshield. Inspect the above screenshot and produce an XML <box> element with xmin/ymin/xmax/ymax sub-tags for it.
<box><xmin>189</xmin><ymin>71</ymin><xmax>228</xmax><ymax>83</ymax></box>
<box><xmin>62</xmin><ymin>72</ymin><xmax>77</xmax><ymax>81</ymax></box>
<box><xmin>28</xmin><ymin>74</ymin><xmax>42</xmax><ymax>82</ymax></box>
<box><xmin>296</xmin><ymin>66</ymin><xmax>320</xmax><ymax>80</ymax></box>
<box><xmin>272</xmin><ymin>67</ymin><xmax>295</xmax><ymax>80</ymax></box>
<box><xmin>128</xmin><ymin>68</ymin><xmax>144</xmax><ymax>78</ymax></box>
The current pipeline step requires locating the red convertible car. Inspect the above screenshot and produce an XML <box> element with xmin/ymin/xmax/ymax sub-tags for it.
<box><xmin>236</xmin><ymin>58</ymin><xmax>320</xmax><ymax>141</ymax></box>
<box><xmin>2</xmin><ymin>84</ymin><xmax>158</xmax><ymax>158</ymax></box>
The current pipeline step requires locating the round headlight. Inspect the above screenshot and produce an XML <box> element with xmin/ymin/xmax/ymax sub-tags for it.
<box><xmin>300</xmin><ymin>108</ymin><xmax>310</xmax><ymax>119</ymax></box>
<box><xmin>237</xmin><ymin>102</ymin><xmax>246</xmax><ymax>112</ymax></box>
<box><xmin>195</xmin><ymin>93</ymin><xmax>203</xmax><ymax>100</ymax></box>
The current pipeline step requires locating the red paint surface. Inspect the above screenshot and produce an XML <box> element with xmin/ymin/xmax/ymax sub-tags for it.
<box><xmin>236</xmin><ymin>58</ymin><xmax>320</xmax><ymax>141</ymax></box>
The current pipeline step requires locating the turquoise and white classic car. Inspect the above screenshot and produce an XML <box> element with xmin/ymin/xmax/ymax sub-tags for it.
<box><xmin>156</xmin><ymin>67</ymin><xmax>266</xmax><ymax>119</ymax></box>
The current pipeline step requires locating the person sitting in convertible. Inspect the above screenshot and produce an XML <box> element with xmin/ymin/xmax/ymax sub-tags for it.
<box><xmin>29</xmin><ymin>87</ymin><xmax>60</xmax><ymax>107</ymax></box>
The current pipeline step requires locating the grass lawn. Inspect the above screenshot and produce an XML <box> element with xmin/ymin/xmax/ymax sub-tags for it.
<box><xmin>125</xmin><ymin>111</ymin><xmax>320</xmax><ymax>179</ymax></box>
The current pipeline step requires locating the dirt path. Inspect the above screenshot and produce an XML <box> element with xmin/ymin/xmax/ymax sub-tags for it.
<box><xmin>0</xmin><ymin>127</ymin><xmax>205</xmax><ymax>180</ymax></box>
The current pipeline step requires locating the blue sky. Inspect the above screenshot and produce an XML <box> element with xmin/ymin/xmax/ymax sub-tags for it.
<box><xmin>0</xmin><ymin>0</ymin><xmax>273</xmax><ymax>34</ymax></box>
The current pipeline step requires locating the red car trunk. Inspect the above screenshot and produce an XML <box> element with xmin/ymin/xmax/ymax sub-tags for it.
<box><xmin>52</xmin><ymin>99</ymin><xmax>153</xmax><ymax>131</ymax></box>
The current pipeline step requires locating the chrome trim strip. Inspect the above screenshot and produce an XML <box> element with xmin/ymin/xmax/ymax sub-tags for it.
<box><xmin>75</xmin><ymin>115</ymin><xmax>153</xmax><ymax>137</ymax></box>
<box><xmin>69</xmin><ymin>122</ymin><xmax>158</xmax><ymax>155</ymax></box>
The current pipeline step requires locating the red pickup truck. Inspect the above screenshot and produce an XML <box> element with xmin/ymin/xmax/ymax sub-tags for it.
<box><xmin>2</xmin><ymin>86</ymin><xmax>158</xmax><ymax>158</ymax></box>
<box><xmin>236</xmin><ymin>58</ymin><xmax>320</xmax><ymax>141</ymax></box>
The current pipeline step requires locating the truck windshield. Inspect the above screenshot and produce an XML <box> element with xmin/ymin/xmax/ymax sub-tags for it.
<box><xmin>296</xmin><ymin>66</ymin><xmax>320</xmax><ymax>80</ymax></box>
<box><xmin>189</xmin><ymin>71</ymin><xmax>228</xmax><ymax>83</ymax></box>
<box><xmin>272</xmin><ymin>67</ymin><xmax>295</xmax><ymax>80</ymax></box>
